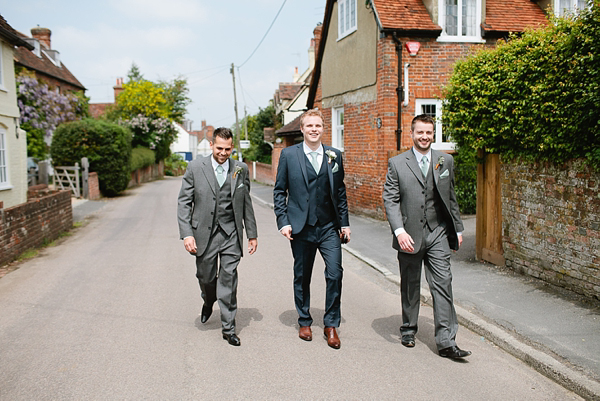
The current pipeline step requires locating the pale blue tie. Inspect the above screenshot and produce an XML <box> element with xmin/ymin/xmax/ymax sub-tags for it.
<box><xmin>421</xmin><ymin>155</ymin><xmax>429</xmax><ymax>178</ymax></box>
<box><xmin>216</xmin><ymin>165</ymin><xmax>225</xmax><ymax>187</ymax></box>
<box><xmin>309</xmin><ymin>152</ymin><xmax>319</xmax><ymax>173</ymax></box>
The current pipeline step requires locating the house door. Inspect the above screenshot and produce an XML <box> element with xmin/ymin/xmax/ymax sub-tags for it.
<box><xmin>476</xmin><ymin>151</ymin><xmax>504</xmax><ymax>265</ymax></box>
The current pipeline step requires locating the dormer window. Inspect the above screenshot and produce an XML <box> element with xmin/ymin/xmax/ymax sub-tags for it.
<box><xmin>554</xmin><ymin>0</ymin><xmax>589</xmax><ymax>16</ymax></box>
<box><xmin>338</xmin><ymin>0</ymin><xmax>357</xmax><ymax>40</ymax></box>
<box><xmin>438</xmin><ymin>0</ymin><xmax>484</xmax><ymax>42</ymax></box>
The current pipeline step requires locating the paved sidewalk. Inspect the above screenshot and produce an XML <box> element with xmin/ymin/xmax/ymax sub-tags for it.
<box><xmin>250</xmin><ymin>181</ymin><xmax>600</xmax><ymax>400</ymax></box>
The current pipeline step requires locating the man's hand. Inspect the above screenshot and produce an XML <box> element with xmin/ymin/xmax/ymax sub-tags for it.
<box><xmin>457</xmin><ymin>233</ymin><xmax>463</xmax><ymax>249</ymax></box>
<box><xmin>396</xmin><ymin>232</ymin><xmax>415</xmax><ymax>253</ymax></box>
<box><xmin>248</xmin><ymin>238</ymin><xmax>258</xmax><ymax>255</ymax></box>
<box><xmin>184</xmin><ymin>236</ymin><xmax>197</xmax><ymax>254</ymax></box>
<box><xmin>280</xmin><ymin>226</ymin><xmax>293</xmax><ymax>240</ymax></box>
<box><xmin>340</xmin><ymin>227</ymin><xmax>351</xmax><ymax>244</ymax></box>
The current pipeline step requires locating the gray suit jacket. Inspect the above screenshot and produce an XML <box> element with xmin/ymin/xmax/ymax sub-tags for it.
<box><xmin>383</xmin><ymin>149</ymin><xmax>464</xmax><ymax>253</ymax></box>
<box><xmin>177</xmin><ymin>155</ymin><xmax>257</xmax><ymax>257</ymax></box>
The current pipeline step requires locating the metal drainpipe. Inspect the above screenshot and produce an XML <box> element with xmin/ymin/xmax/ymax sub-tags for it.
<box><xmin>392</xmin><ymin>32</ymin><xmax>403</xmax><ymax>151</ymax></box>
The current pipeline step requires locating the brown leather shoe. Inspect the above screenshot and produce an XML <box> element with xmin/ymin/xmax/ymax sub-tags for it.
<box><xmin>324</xmin><ymin>327</ymin><xmax>341</xmax><ymax>349</ymax></box>
<box><xmin>298</xmin><ymin>326</ymin><xmax>312</xmax><ymax>341</ymax></box>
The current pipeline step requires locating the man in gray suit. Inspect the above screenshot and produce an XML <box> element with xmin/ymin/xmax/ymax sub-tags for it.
<box><xmin>177</xmin><ymin>127</ymin><xmax>257</xmax><ymax>346</ymax></box>
<box><xmin>383</xmin><ymin>114</ymin><xmax>470</xmax><ymax>359</ymax></box>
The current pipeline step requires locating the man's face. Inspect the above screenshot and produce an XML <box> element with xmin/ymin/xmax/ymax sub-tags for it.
<box><xmin>210</xmin><ymin>136</ymin><xmax>233</xmax><ymax>164</ymax></box>
<box><xmin>301</xmin><ymin>115</ymin><xmax>324</xmax><ymax>148</ymax></box>
<box><xmin>411</xmin><ymin>121</ymin><xmax>435</xmax><ymax>154</ymax></box>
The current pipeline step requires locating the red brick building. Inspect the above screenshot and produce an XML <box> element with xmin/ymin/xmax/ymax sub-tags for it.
<box><xmin>292</xmin><ymin>0</ymin><xmax>548</xmax><ymax>219</ymax></box>
<box><xmin>14</xmin><ymin>27</ymin><xmax>85</xmax><ymax>94</ymax></box>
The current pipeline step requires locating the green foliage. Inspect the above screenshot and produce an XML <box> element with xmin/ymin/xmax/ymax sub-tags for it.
<box><xmin>51</xmin><ymin>118</ymin><xmax>132</xmax><ymax>197</ymax></box>
<box><xmin>164</xmin><ymin>153</ymin><xmax>188</xmax><ymax>176</ymax></box>
<box><xmin>119</xmin><ymin>115</ymin><xmax>177</xmax><ymax>162</ymax></box>
<box><xmin>130</xmin><ymin>147</ymin><xmax>156</xmax><ymax>172</ymax></box>
<box><xmin>453</xmin><ymin>146</ymin><xmax>478</xmax><ymax>214</ymax></box>
<box><xmin>443</xmin><ymin>5</ymin><xmax>600</xmax><ymax>170</ymax></box>
<box><xmin>239</xmin><ymin>102</ymin><xmax>280</xmax><ymax>163</ymax></box>
<box><xmin>127</xmin><ymin>63</ymin><xmax>144</xmax><ymax>83</ymax></box>
<box><xmin>116</xmin><ymin>80</ymin><xmax>169</xmax><ymax>119</ymax></box>
<box><xmin>159</xmin><ymin>76</ymin><xmax>191</xmax><ymax>124</ymax></box>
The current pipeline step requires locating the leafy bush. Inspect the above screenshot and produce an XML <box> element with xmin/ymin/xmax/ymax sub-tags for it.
<box><xmin>130</xmin><ymin>147</ymin><xmax>155</xmax><ymax>172</ymax></box>
<box><xmin>443</xmin><ymin>5</ymin><xmax>600</xmax><ymax>170</ymax></box>
<box><xmin>51</xmin><ymin>118</ymin><xmax>132</xmax><ymax>196</ymax></box>
<box><xmin>119</xmin><ymin>115</ymin><xmax>177</xmax><ymax>162</ymax></box>
<box><xmin>453</xmin><ymin>146</ymin><xmax>478</xmax><ymax>214</ymax></box>
<box><xmin>164</xmin><ymin>153</ymin><xmax>188</xmax><ymax>176</ymax></box>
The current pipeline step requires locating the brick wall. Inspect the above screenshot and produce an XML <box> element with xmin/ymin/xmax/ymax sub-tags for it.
<box><xmin>0</xmin><ymin>189</ymin><xmax>72</xmax><ymax>267</ymax></box>
<box><xmin>502</xmin><ymin>160</ymin><xmax>600</xmax><ymax>300</ymax></box>
<box><xmin>88</xmin><ymin>172</ymin><xmax>100</xmax><ymax>200</ymax></box>
<box><xmin>128</xmin><ymin>161</ymin><xmax>164</xmax><ymax>188</ymax></box>
<box><xmin>246</xmin><ymin>161</ymin><xmax>276</xmax><ymax>186</ymax></box>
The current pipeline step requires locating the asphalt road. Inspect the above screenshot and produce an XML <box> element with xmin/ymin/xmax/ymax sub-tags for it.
<box><xmin>0</xmin><ymin>177</ymin><xmax>582</xmax><ymax>400</ymax></box>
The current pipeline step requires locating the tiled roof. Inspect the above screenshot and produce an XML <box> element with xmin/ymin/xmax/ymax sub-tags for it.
<box><xmin>484</xmin><ymin>0</ymin><xmax>548</xmax><ymax>33</ymax></box>
<box><xmin>372</xmin><ymin>0</ymin><xmax>441</xmax><ymax>32</ymax></box>
<box><xmin>276</xmin><ymin>114</ymin><xmax>302</xmax><ymax>136</ymax></box>
<box><xmin>278</xmin><ymin>83</ymin><xmax>303</xmax><ymax>100</ymax></box>
<box><xmin>14</xmin><ymin>31</ymin><xmax>85</xmax><ymax>91</ymax></box>
<box><xmin>0</xmin><ymin>15</ymin><xmax>33</xmax><ymax>49</ymax></box>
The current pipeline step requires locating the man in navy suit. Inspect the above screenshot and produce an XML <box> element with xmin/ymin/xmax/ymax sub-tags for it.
<box><xmin>273</xmin><ymin>108</ymin><xmax>350</xmax><ymax>349</ymax></box>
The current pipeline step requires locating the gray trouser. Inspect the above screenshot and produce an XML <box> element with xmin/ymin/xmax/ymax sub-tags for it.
<box><xmin>195</xmin><ymin>227</ymin><xmax>241</xmax><ymax>335</ymax></box>
<box><xmin>397</xmin><ymin>224</ymin><xmax>458</xmax><ymax>350</ymax></box>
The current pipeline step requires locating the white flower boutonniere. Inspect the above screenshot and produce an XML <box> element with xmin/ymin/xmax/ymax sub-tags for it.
<box><xmin>435</xmin><ymin>156</ymin><xmax>445</xmax><ymax>170</ymax></box>
<box><xmin>325</xmin><ymin>149</ymin><xmax>337</xmax><ymax>164</ymax></box>
<box><xmin>233</xmin><ymin>166</ymin><xmax>243</xmax><ymax>179</ymax></box>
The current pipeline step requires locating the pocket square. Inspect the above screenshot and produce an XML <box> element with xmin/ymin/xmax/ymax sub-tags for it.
<box><xmin>440</xmin><ymin>170</ymin><xmax>449</xmax><ymax>178</ymax></box>
<box><xmin>332</xmin><ymin>163</ymin><xmax>339</xmax><ymax>173</ymax></box>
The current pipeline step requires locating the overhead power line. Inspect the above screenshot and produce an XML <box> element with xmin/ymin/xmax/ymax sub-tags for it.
<box><xmin>237</xmin><ymin>0</ymin><xmax>288</xmax><ymax>68</ymax></box>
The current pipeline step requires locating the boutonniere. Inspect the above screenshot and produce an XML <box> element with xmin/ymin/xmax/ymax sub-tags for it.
<box><xmin>233</xmin><ymin>166</ymin><xmax>243</xmax><ymax>179</ymax></box>
<box><xmin>325</xmin><ymin>149</ymin><xmax>337</xmax><ymax>164</ymax></box>
<box><xmin>435</xmin><ymin>156</ymin><xmax>445</xmax><ymax>170</ymax></box>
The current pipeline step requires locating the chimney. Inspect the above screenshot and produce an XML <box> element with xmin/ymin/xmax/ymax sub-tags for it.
<box><xmin>31</xmin><ymin>26</ymin><xmax>51</xmax><ymax>49</ymax></box>
<box><xmin>313</xmin><ymin>24</ymin><xmax>323</xmax><ymax>60</ymax></box>
<box><xmin>308</xmin><ymin>38</ymin><xmax>316</xmax><ymax>70</ymax></box>
<box><xmin>293</xmin><ymin>67</ymin><xmax>300</xmax><ymax>82</ymax></box>
<box><xmin>114</xmin><ymin>78</ymin><xmax>124</xmax><ymax>101</ymax></box>
<box><xmin>202</xmin><ymin>120</ymin><xmax>207</xmax><ymax>129</ymax></box>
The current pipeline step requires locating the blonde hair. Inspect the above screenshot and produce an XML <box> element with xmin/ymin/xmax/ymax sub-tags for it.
<box><xmin>300</xmin><ymin>108</ymin><xmax>325</xmax><ymax>128</ymax></box>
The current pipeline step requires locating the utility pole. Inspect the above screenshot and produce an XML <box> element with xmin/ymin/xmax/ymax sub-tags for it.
<box><xmin>230</xmin><ymin>63</ymin><xmax>242</xmax><ymax>161</ymax></box>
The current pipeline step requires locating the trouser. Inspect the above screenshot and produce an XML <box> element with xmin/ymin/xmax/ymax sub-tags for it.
<box><xmin>290</xmin><ymin>221</ymin><xmax>343</xmax><ymax>328</ymax></box>
<box><xmin>397</xmin><ymin>224</ymin><xmax>458</xmax><ymax>350</ymax></box>
<box><xmin>195</xmin><ymin>227</ymin><xmax>241</xmax><ymax>335</ymax></box>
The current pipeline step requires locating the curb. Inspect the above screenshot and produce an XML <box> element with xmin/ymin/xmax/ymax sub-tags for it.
<box><xmin>251</xmin><ymin>193</ymin><xmax>600</xmax><ymax>400</ymax></box>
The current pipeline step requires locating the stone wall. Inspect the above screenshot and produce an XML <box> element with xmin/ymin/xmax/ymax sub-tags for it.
<box><xmin>0</xmin><ymin>189</ymin><xmax>72</xmax><ymax>267</ymax></box>
<box><xmin>502</xmin><ymin>160</ymin><xmax>600</xmax><ymax>300</ymax></box>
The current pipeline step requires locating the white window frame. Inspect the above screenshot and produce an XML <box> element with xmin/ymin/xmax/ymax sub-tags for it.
<box><xmin>337</xmin><ymin>0</ymin><xmax>357</xmax><ymax>40</ymax></box>
<box><xmin>415</xmin><ymin>99</ymin><xmax>455</xmax><ymax>151</ymax></box>
<box><xmin>0</xmin><ymin>128</ymin><xmax>12</xmax><ymax>190</ymax></box>
<box><xmin>554</xmin><ymin>0</ymin><xmax>589</xmax><ymax>16</ymax></box>
<box><xmin>332</xmin><ymin>107</ymin><xmax>344</xmax><ymax>151</ymax></box>
<box><xmin>438</xmin><ymin>0</ymin><xmax>484</xmax><ymax>43</ymax></box>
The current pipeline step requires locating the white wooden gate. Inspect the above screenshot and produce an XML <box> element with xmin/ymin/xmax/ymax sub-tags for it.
<box><xmin>53</xmin><ymin>163</ymin><xmax>81</xmax><ymax>198</ymax></box>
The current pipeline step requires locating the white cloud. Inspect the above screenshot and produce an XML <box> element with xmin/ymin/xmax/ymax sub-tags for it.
<box><xmin>108</xmin><ymin>0</ymin><xmax>206</xmax><ymax>22</ymax></box>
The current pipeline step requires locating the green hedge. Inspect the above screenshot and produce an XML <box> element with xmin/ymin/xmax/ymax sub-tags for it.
<box><xmin>444</xmin><ymin>6</ymin><xmax>600</xmax><ymax>170</ymax></box>
<box><xmin>130</xmin><ymin>147</ymin><xmax>156</xmax><ymax>172</ymax></box>
<box><xmin>51</xmin><ymin>118</ymin><xmax>132</xmax><ymax>196</ymax></box>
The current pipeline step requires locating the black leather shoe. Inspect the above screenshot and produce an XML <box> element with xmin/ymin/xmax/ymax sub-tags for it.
<box><xmin>223</xmin><ymin>333</ymin><xmax>241</xmax><ymax>346</ymax></box>
<box><xmin>401</xmin><ymin>334</ymin><xmax>415</xmax><ymax>348</ymax></box>
<box><xmin>439</xmin><ymin>346</ymin><xmax>471</xmax><ymax>359</ymax></box>
<box><xmin>200</xmin><ymin>303</ymin><xmax>213</xmax><ymax>324</ymax></box>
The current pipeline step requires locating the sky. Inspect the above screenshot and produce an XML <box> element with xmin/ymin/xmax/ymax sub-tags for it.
<box><xmin>2</xmin><ymin>0</ymin><xmax>326</xmax><ymax>130</ymax></box>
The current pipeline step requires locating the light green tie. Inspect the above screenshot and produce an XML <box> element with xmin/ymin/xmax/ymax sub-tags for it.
<box><xmin>216</xmin><ymin>165</ymin><xmax>225</xmax><ymax>187</ymax></box>
<box><xmin>420</xmin><ymin>155</ymin><xmax>429</xmax><ymax>178</ymax></box>
<box><xmin>309</xmin><ymin>152</ymin><xmax>319</xmax><ymax>173</ymax></box>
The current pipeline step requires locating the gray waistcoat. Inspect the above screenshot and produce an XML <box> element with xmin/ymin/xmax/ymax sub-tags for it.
<box><xmin>215</xmin><ymin>175</ymin><xmax>235</xmax><ymax>236</ymax></box>
<box><xmin>424</xmin><ymin>165</ymin><xmax>445</xmax><ymax>231</ymax></box>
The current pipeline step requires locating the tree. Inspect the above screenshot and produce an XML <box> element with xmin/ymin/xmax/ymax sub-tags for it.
<box><xmin>127</xmin><ymin>62</ymin><xmax>144</xmax><ymax>83</ymax></box>
<box><xmin>239</xmin><ymin>102</ymin><xmax>281</xmax><ymax>163</ymax></box>
<box><xmin>159</xmin><ymin>76</ymin><xmax>191</xmax><ymax>124</ymax></box>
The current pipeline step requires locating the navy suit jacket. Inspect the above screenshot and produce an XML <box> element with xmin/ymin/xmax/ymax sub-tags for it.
<box><xmin>273</xmin><ymin>143</ymin><xmax>349</xmax><ymax>234</ymax></box>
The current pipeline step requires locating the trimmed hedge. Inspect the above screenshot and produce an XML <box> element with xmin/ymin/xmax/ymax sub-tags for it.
<box><xmin>444</xmin><ymin>5</ymin><xmax>600</xmax><ymax>170</ymax></box>
<box><xmin>130</xmin><ymin>147</ymin><xmax>156</xmax><ymax>172</ymax></box>
<box><xmin>51</xmin><ymin>118</ymin><xmax>132</xmax><ymax>196</ymax></box>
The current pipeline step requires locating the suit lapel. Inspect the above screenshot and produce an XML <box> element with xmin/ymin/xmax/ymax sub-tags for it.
<box><xmin>295</xmin><ymin>144</ymin><xmax>309</xmax><ymax>188</ymax></box>
<box><xmin>431</xmin><ymin>150</ymin><xmax>440</xmax><ymax>187</ymax></box>
<box><xmin>324</xmin><ymin>146</ymin><xmax>335</xmax><ymax>197</ymax></box>
<box><xmin>405</xmin><ymin>150</ymin><xmax>425</xmax><ymax>187</ymax></box>
<box><xmin>201</xmin><ymin>155</ymin><xmax>217</xmax><ymax>194</ymax></box>
<box><xmin>229</xmin><ymin>158</ymin><xmax>237</xmax><ymax>197</ymax></box>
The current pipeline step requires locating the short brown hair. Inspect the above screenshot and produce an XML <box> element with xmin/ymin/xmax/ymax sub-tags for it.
<box><xmin>411</xmin><ymin>114</ymin><xmax>435</xmax><ymax>131</ymax></box>
<box><xmin>300</xmin><ymin>108</ymin><xmax>325</xmax><ymax>128</ymax></box>
<box><xmin>212</xmin><ymin>127</ymin><xmax>233</xmax><ymax>142</ymax></box>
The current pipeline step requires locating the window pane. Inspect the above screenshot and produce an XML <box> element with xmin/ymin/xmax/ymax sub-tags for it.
<box><xmin>577</xmin><ymin>0</ymin><xmax>587</xmax><ymax>10</ymax></box>
<box><xmin>351</xmin><ymin>0</ymin><xmax>356</xmax><ymax>29</ymax></box>
<box><xmin>340</xmin><ymin>128</ymin><xmax>344</xmax><ymax>149</ymax></box>
<box><xmin>446</xmin><ymin>0</ymin><xmax>458</xmax><ymax>36</ymax></box>
<box><xmin>462</xmin><ymin>0</ymin><xmax>476</xmax><ymax>36</ymax></box>
<box><xmin>559</xmin><ymin>0</ymin><xmax>570</xmax><ymax>15</ymax></box>
<box><xmin>340</xmin><ymin>2</ymin><xmax>345</xmax><ymax>34</ymax></box>
<box><xmin>339</xmin><ymin>111</ymin><xmax>344</xmax><ymax>125</ymax></box>
<box><xmin>346</xmin><ymin>0</ymin><xmax>350</xmax><ymax>31</ymax></box>
<box><xmin>0</xmin><ymin>132</ymin><xmax>5</xmax><ymax>183</ymax></box>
